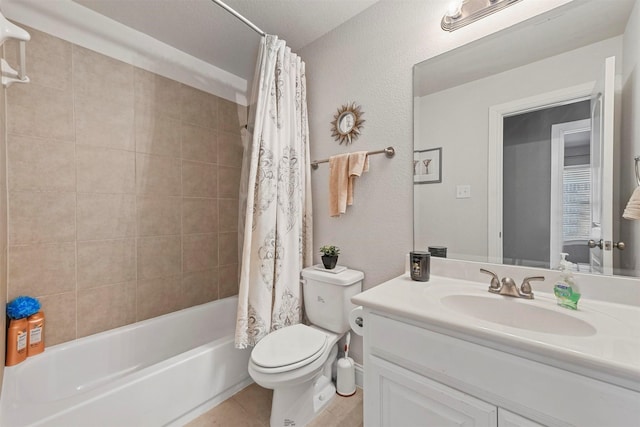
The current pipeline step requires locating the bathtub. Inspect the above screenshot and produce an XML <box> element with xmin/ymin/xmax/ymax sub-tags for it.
<box><xmin>0</xmin><ymin>296</ymin><xmax>252</xmax><ymax>427</ymax></box>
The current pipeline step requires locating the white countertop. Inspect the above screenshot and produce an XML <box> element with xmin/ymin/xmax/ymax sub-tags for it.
<box><xmin>352</xmin><ymin>274</ymin><xmax>640</xmax><ymax>392</ymax></box>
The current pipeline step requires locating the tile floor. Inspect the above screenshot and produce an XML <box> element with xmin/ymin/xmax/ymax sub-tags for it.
<box><xmin>186</xmin><ymin>383</ymin><xmax>363</xmax><ymax>427</ymax></box>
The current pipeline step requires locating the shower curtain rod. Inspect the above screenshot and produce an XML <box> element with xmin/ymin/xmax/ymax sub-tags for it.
<box><xmin>211</xmin><ymin>0</ymin><xmax>266</xmax><ymax>37</ymax></box>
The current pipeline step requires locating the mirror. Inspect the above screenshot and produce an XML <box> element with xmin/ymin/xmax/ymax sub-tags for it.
<box><xmin>331</xmin><ymin>102</ymin><xmax>365</xmax><ymax>145</ymax></box>
<box><xmin>413</xmin><ymin>0</ymin><xmax>639</xmax><ymax>278</ymax></box>
<box><xmin>338</xmin><ymin>112</ymin><xmax>356</xmax><ymax>134</ymax></box>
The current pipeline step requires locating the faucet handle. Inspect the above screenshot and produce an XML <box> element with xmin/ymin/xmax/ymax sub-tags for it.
<box><xmin>480</xmin><ymin>268</ymin><xmax>501</xmax><ymax>291</ymax></box>
<box><xmin>520</xmin><ymin>276</ymin><xmax>544</xmax><ymax>298</ymax></box>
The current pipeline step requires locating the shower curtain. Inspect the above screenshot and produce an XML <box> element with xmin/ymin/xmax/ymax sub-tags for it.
<box><xmin>235</xmin><ymin>35</ymin><xmax>313</xmax><ymax>349</ymax></box>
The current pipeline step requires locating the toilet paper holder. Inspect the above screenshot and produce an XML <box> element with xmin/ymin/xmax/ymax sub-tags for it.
<box><xmin>355</xmin><ymin>317</ymin><xmax>363</xmax><ymax>327</ymax></box>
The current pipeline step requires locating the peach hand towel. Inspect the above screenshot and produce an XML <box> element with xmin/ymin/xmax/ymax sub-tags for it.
<box><xmin>347</xmin><ymin>151</ymin><xmax>369</xmax><ymax>205</ymax></box>
<box><xmin>623</xmin><ymin>186</ymin><xmax>640</xmax><ymax>220</ymax></box>
<box><xmin>329</xmin><ymin>153</ymin><xmax>351</xmax><ymax>217</ymax></box>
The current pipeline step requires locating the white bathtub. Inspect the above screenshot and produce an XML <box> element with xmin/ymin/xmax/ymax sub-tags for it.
<box><xmin>0</xmin><ymin>296</ymin><xmax>252</xmax><ymax>427</ymax></box>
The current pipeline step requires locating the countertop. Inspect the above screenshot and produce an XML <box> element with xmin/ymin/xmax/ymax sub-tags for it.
<box><xmin>352</xmin><ymin>274</ymin><xmax>640</xmax><ymax>392</ymax></box>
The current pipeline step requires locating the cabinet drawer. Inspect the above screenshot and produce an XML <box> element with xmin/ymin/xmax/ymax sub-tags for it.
<box><xmin>368</xmin><ymin>312</ymin><xmax>640</xmax><ymax>426</ymax></box>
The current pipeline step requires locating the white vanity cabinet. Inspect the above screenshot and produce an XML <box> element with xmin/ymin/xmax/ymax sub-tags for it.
<box><xmin>363</xmin><ymin>311</ymin><xmax>640</xmax><ymax>427</ymax></box>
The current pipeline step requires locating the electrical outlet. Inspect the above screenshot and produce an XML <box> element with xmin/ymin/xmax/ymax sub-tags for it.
<box><xmin>456</xmin><ymin>185</ymin><xmax>471</xmax><ymax>199</ymax></box>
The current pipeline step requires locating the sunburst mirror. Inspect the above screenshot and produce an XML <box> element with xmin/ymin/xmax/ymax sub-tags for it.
<box><xmin>330</xmin><ymin>102</ymin><xmax>365</xmax><ymax>145</ymax></box>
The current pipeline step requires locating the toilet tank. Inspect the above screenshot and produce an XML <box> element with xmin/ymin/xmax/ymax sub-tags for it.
<box><xmin>301</xmin><ymin>267</ymin><xmax>364</xmax><ymax>333</ymax></box>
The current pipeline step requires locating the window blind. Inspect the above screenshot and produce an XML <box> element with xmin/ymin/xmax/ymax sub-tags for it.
<box><xmin>563</xmin><ymin>165</ymin><xmax>591</xmax><ymax>241</ymax></box>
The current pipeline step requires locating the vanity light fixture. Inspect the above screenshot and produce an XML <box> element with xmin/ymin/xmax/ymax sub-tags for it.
<box><xmin>442</xmin><ymin>0</ymin><xmax>523</xmax><ymax>32</ymax></box>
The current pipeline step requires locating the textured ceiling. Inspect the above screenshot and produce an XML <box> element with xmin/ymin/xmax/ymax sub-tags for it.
<box><xmin>72</xmin><ymin>0</ymin><xmax>379</xmax><ymax>81</ymax></box>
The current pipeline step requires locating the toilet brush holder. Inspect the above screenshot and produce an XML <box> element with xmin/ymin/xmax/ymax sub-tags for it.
<box><xmin>336</xmin><ymin>355</ymin><xmax>356</xmax><ymax>396</ymax></box>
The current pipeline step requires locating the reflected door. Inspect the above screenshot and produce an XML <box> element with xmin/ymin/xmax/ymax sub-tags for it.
<box><xmin>589</xmin><ymin>56</ymin><xmax>616</xmax><ymax>275</ymax></box>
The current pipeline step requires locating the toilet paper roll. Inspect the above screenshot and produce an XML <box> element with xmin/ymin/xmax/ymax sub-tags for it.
<box><xmin>349</xmin><ymin>306</ymin><xmax>364</xmax><ymax>336</ymax></box>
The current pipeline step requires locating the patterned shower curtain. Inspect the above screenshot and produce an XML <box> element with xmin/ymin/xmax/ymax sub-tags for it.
<box><xmin>235</xmin><ymin>35</ymin><xmax>313</xmax><ymax>349</ymax></box>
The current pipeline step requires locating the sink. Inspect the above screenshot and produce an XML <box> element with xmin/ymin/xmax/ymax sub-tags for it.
<box><xmin>441</xmin><ymin>294</ymin><xmax>597</xmax><ymax>336</ymax></box>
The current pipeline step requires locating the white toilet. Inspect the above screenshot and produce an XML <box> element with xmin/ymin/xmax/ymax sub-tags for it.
<box><xmin>248</xmin><ymin>266</ymin><xmax>363</xmax><ymax>427</ymax></box>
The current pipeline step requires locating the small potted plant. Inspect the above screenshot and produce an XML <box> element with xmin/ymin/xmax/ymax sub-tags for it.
<box><xmin>320</xmin><ymin>245</ymin><xmax>340</xmax><ymax>270</ymax></box>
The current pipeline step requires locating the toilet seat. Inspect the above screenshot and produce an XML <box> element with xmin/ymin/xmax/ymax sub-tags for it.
<box><xmin>251</xmin><ymin>324</ymin><xmax>328</xmax><ymax>374</ymax></box>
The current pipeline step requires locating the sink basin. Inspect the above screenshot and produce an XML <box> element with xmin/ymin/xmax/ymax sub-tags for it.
<box><xmin>441</xmin><ymin>294</ymin><xmax>597</xmax><ymax>336</ymax></box>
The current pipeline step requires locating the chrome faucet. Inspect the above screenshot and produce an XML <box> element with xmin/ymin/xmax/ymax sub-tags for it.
<box><xmin>479</xmin><ymin>269</ymin><xmax>544</xmax><ymax>300</ymax></box>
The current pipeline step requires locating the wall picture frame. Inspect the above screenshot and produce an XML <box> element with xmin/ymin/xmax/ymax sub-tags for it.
<box><xmin>413</xmin><ymin>147</ymin><xmax>442</xmax><ymax>184</ymax></box>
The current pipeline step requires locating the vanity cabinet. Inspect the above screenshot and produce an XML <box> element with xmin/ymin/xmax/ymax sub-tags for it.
<box><xmin>364</xmin><ymin>311</ymin><xmax>639</xmax><ymax>427</ymax></box>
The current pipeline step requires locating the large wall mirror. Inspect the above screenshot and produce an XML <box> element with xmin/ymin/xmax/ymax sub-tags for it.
<box><xmin>413</xmin><ymin>0</ymin><xmax>639</xmax><ymax>278</ymax></box>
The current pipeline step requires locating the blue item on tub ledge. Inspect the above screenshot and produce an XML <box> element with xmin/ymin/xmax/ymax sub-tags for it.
<box><xmin>7</xmin><ymin>296</ymin><xmax>41</xmax><ymax>319</ymax></box>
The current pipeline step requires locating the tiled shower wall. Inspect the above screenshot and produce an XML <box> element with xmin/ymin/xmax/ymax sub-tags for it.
<box><xmin>5</xmin><ymin>26</ymin><xmax>244</xmax><ymax>346</ymax></box>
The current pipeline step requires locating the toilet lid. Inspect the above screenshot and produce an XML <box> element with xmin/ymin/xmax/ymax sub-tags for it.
<box><xmin>251</xmin><ymin>324</ymin><xmax>328</xmax><ymax>370</ymax></box>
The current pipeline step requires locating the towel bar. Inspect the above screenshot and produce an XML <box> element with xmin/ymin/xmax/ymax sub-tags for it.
<box><xmin>311</xmin><ymin>146</ymin><xmax>395</xmax><ymax>170</ymax></box>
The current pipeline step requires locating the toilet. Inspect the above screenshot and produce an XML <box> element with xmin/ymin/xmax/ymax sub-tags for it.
<box><xmin>248</xmin><ymin>266</ymin><xmax>363</xmax><ymax>427</ymax></box>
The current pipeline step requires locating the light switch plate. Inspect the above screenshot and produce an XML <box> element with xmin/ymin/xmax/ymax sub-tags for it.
<box><xmin>456</xmin><ymin>185</ymin><xmax>471</xmax><ymax>199</ymax></box>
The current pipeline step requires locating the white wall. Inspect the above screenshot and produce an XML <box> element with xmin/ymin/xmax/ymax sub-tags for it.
<box><xmin>620</xmin><ymin>0</ymin><xmax>640</xmax><ymax>276</ymax></box>
<box><xmin>414</xmin><ymin>37</ymin><xmax>622</xmax><ymax>262</ymax></box>
<box><xmin>300</xmin><ymin>0</ymin><xmax>573</xmax><ymax>364</ymax></box>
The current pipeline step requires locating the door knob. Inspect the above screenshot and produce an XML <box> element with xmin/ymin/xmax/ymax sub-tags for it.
<box><xmin>587</xmin><ymin>239</ymin><xmax>603</xmax><ymax>249</ymax></box>
<box><xmin>588</xmin><ymin>239</ymin><xmax>625</xmax><ymax>250</ymax></box>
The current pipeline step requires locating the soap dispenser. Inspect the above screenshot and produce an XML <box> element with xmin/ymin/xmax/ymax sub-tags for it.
<box><xmin>553</xmin><ymin>253</ymin><xmax>581</xmax><ymax>310</ymax></box>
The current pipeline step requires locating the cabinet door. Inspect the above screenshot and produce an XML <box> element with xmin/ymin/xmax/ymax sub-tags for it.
<box><xmin>498</xmin><ymin>409</ymin><xmax>545</xmax><ymax>427</ymax></box>
<box><xmin>369</xmin><ymin>355</ymin><xmax>497</xmax><ymax>427</ymax></box>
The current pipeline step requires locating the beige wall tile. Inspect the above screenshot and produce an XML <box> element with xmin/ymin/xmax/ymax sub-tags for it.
<box><xmin>73</xmin><ymin>45</ymin><xmax>133</xmax><ymax>103</ymax></box>
<box><xmin>8</xmin><ymin>242</ymin><xmax>76</xmax><ymax>299</ymax></box>
<box><xmin>75</xmin><ymin>97</ymin><xmax>135</xmax><ymax>151</ymax></box>
<box><xmin>77</xmin><ymin>281</ymin><xmax>136</xmax><ymax>337</ymax></box>
<box><xmin>137</xmin><ymin>235</ymin><xmax>181</xmax><ymax>280</ymax></box>
<box><xmin>218</xmin><ymin>198</ymin><xmax>239</xmax><ymax>232</ymax></box>
<box><xmin>217</xmin><ymin>131</ymin><xmax>243</xmax><ymax>168</ymax></box>
<box><xmin>77</xmin><ymin>239</ymin><xmax>136</xmax><ymax>289</ymax></box>
<box><xmin>137</xmin><ymin>196</ymin><xmax>181</xmax><ymax>237</ymax></box>
<box><xmin>181</xmin><ymin>85</ymin><xmax>217</xmax><ymax>128</ymax></box>
<box><xmin>7</xmin><ymin>83</ymin><xmax>74</xmax><ymax>141</ymax></box>
<box><xmin>181</xmin><ymin>124</ymin><xmax>216</xmax><ymax>164</ymax></box>
<box><xmin>39</xmin><ymin>292</ymin><xmax>77</xmax><ymax>345</ymax></box>
<box><xmin>182</xmin><ymin>269</ymin><xmax>218</xmax><ymax>308</ymax></box>
<box><xmin>182</xmin><ymin>198</ymin><xmax>217</xmax><ymax>234</ymax></box>
<box><xmin>77</xmin><ymin>146</ymin><xmax>136</xmax><ymax>194</ymax></box>
<box><xmin>218</xmin><ymin>166</ymin><xmax>241</xmax><ymax>198</ymax></box>
<box><xmin>218</xmin><ymin>264</ymin><xmax>239</xmax><ymax>299</ymax></box>
<box><xmin>73</xmin><ymin>46</ymin><xmax>134</xmax><ymax>150</ymax></box>
<box><xmin>218</xmin><ymin>98</ymin><xmax>244</xmax><ymax>134</ymax></box>
<box><xmin>77</xmin><ymin>193</ymin><xmax>136</xmax><ymax>241</ymax></box>
<box><xmin>9</xmin><ymin>191</ymin><xmax>75</xmax><ymax>245</ymax></box>
<box><xmin>218</xmin><ymin>232</ymin><xmax>238</xmax><ymax>266</ymax></box>
<box><xmin>8</xmin><ymin>135</ymin><xmax>75</xmax><ymax>192</ymax></box>
<box><xmin>137</xmin><ymin>275</ymin><xmax>182</xmax><ymax>321</ymax></box>
<box><xmin>135</xmin><ymin>109</ymin><xmax>181</xmax><ymax>157</ymax></box>
<box><xmin>134</xmin><ymin>68</ymin><xmax>181</xmax><ymax>119</ymax></box>
<box><xmin>5</xmin><ymin>26</ymin><xmax>72</xmax><ymax>91</ymax></box>
<box><xmin>183</xmin><ymin>233</ymin><xmax>218</xmax><ymax>272</ymax></box>
<box><xmin>136</xmin><ymin>153</ymin><xmax>181</xmax><ymax>196</ymax></box>
<box><xmin>182</xmin><ymin>161</ymin><xmax>217</xmax><ymax>198</ymax></box>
